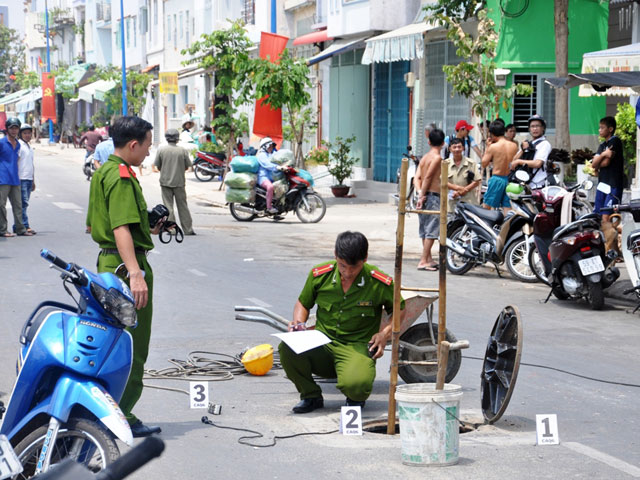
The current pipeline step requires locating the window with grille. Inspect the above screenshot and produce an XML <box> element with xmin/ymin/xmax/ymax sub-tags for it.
<box><xmin>512</xmin><ymin>74</ymin><xmax>556</xmax><ymax>132</ymax></box>
<box><xmin>242</xmin><ymin>0</ymin><xmax>255</xmax><ymax>25</ymax></box>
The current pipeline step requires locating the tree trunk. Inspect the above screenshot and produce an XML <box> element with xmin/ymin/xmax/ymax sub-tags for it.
<box><xmin>554</xmin><ymin>0</ymin><xmax>570</xmax><ymax>150</ymax></box>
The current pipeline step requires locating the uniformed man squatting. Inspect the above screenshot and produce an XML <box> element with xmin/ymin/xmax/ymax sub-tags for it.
<box><xmin>86</xmin><ymin>116</ymin><xmax>163</xmax><ymax>437</ymax></box>
<box><xmin>278</xmin><ymin>231</ymin><xmax>405</xmax><ymax>414</ymax></box>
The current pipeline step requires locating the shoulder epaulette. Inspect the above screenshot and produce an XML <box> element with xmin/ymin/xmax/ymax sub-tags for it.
<box><xmin>119</xmin><ymin>164</ymin><xmax>131</xmax><ymax>178</ymax></box>
<box><xmin>371</xmin><ymin>270</ymin><xmax>392</xmax><ymax>285</ymax></box>
<box><xmin>313</xmin><ymin>263</ymin><xmax>335</xmax><ymax>277</ymax></box>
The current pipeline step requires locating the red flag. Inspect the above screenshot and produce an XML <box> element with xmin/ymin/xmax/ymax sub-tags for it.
<box><xmin>41</xmin><ymin>73</ymin><xmax>56</xmax><ymax>124</ymax></box>
<box><xmin>38</xmin><ymin>56</ymin><xmax>44</xmax><ymax>68</ymax></box>
<box><xmin>253</xmin><ymin>32</ymin><xmax>289</xmax><ymax>146</ymax></box>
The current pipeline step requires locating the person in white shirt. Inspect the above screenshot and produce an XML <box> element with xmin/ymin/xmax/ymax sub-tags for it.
<box><xmin>17</xmin><ymin>124</ymin><xmax>36</xmax><ymax>234</ymax></box>
<box><xmin>510</xmin><ymin>114</ymin><xmax>552</xmax><ymax>190</ymax></box>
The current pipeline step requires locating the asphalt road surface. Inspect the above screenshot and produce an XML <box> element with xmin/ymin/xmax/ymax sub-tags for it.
<box><xmin>1</xmin><ymin>147</ymin><xmax>639</xmax><ymax>479</ymax></box>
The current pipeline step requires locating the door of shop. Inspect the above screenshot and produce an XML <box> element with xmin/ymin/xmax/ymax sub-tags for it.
<box><xmin>373</xmin><ymin>61</ymin><xmax>410</xmax><ymax>183</ymax></box>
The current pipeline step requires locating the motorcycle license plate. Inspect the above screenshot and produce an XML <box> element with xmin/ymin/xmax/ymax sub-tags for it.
<box><xmin>578</xmin><ymin>256</ymin><xmax>605</xmax><ymax>276</ymax></box>
<box><xmin>0</xmin><ymin>435</ymin><xmax>23</xmax><ymax>479</ymax></box>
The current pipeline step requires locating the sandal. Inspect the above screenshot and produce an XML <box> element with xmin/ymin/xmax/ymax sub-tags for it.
<box><xmin>26</xmin><ymin>228</ymin><xmax>37</xmax><ymax>235</ymax></box>
<box><xmin>18</xmin><ymin>231</ymin><xmax>34</xmax><ymax>236</ymax></box>
<box><xmin>1</xmin><ymin>232</ymin><xmax>16</xmax><ymax>238</ymax></box>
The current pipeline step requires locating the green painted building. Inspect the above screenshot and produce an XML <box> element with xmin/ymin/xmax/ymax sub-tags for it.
<box><xmin>487</xmin><ymin>0</ymin><xmax>609</xmax><ymax>144</ymax></box>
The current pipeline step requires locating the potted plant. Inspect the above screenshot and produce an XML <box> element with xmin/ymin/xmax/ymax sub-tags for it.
<box><xmin>323</xmin><ymin>135</ymin><xmax>357</xmax><ymax>197</ymax></box>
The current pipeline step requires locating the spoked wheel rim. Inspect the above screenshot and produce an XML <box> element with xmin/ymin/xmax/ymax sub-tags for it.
<box><xmin>194</xmin><ymin>163</ymin><xmax>215</xmax><ymax>181</ymax></box>
<box><xmin>446</xmin><ymin>227</ymin><xmax>475</xmax><ymax>274</ymax></box>
<box><xmin>229</xmin><ymin>203</ymin><xmax>256</xmax><ymax>221</ymax></box>
<box><xmin>480</xmin><ymin>305</ymin><xmax>523</xmax><ymax>424</ymax></box>
<box><xmin>507</xmin><ymin>240</ymin><xmax>537</xmax><ymax>282</ymax></box>
<box><xmin>15</xmin><ymin>429</ymin><xmax>109</xmax><ymax>478</ymax></box>
<box><xmin>295</xmin><ymin>193</ymin><xmax>326</xmax><ymax>223</ymax></box>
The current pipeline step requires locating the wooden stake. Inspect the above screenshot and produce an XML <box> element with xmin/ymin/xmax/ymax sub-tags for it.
<box><xmin>437</xmin><ymin>160</ymin><xmax>449</xmax><ymax>373</ymax></box>
<box><xmin>387</xmin><ymin>158</ymin><xmax>408</xmax><ymax>435</ymax></box>
<box><xmin>436</xmin><ymin>341</ymin><xmax>450</xmax><ymax>390</ymax></box>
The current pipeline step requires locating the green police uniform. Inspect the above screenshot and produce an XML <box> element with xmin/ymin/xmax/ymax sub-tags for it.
<box><xmin>87</xmin><ymin>154</ymin><xmax>154</xmax><ymax>426</ymax></box>
<box><xmin>278</xmin><ymin>261</ymin><xmax>403</xmax><ymax>402</ymax></box>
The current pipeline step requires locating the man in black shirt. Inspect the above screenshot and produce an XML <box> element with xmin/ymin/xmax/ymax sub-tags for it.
<box><xmin>592</xmin><ymin>116</ymin><xmax>625</xmax><ymax>222</ymax></box>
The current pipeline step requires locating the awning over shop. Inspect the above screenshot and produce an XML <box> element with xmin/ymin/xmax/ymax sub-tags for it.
<box><xmin>16</xmin><ymin>87</ymin><xmax>42</xmax><ymax>113</ymax></box>
<box><xmin>307</xmin><ymin>36</ymin><xmax>368</xmax><ymax>66</ymax></box>
<box><xmin>142</xmin><ymin>63</ymin><xmax>160</xmax><ymax>73</ymax></box>
<box><xmin>0</xmin><ymin>89</ymin><xmax>31</xmax><ymax>106</ymax></box>
<box><xmin>293</xmin><ymin>29</ymin><xmax>332</xmax><ymax>46</ymax></box>
<box><xmin>78</xmin><ymin>80</ymin><xmax>117</xmax><ymax>103</ymax></box>
<box><xmin>56</xmin><ymin>63</ymin><xmax>92</xmax><ymax>96</ymax></box>
<box><xmin>361</xmin><ymin>21</ymin><xmax>435</xmax><ymax>64</ymax></box>
<box><xmin>578</xmin><ymin>42</ymin><xmax>640</xmax><ymax>96</ymax></box>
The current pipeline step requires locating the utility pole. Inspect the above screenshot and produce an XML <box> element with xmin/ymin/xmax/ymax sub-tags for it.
<box><xmin>120</xmin><ymin>0</ymin><xmax>127</xmax><ymax>115</ymax></box>
<box><xmin>45</xmin><ymin>0</ymin><xmax>54</xmax><ymax>144</ymax></box>
<box><xmin>271</xmin><ymin>0</ymin><xmax>276</xmax><ymax>33</ymax></box>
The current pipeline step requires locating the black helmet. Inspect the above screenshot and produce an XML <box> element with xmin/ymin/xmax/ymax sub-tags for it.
<box><xmin>6</xmin><ymin>117</ymin><xmax>21</xmax><ymax>129</ymax></box>
<box><xmin>527</xmin><ymin>114</ymin><xmax>546</xmax><ymax>129</ymax></box>
<box><xmin>165</xmin><ymin>128</ymin><xmax>179</xmax><ymax>143</ymax></box>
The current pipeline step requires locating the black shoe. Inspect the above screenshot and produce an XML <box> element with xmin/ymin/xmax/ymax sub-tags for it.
<box><xmin>130</xmin><ymin>420</ymin><xmax>162</xmax><ymax>437</ymax></box>
<box><xmin>292</xmin><ymin>397</ymin><xmax>324</xmax><ymax>414</ymax></box>
<box><xmin>345</xmin><ymin>398</ymin><xmax>366</xmax><ymax>409</ymax></box>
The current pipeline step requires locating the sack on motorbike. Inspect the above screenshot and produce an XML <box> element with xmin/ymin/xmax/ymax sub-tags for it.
<box><xmin>230</xmin><ymin>155</ymin><xmax>259</xmax><ymax>174</ymax></box>
<box><xmin>225</xmin><ymin>187</ymin><xmax>256</xmax><ymax>203</ymax></box>
<box><xmin>224</xmin><ymin>172</ymin><xmax>257</xmax><ymax>189</ymax></box>
<box><xmin>297</xmin><ymin>168</ymin><xmax>314</xmax><ymax>187</ymax></box>
<box><xmin>272</xmin><ymin>149</ymin><xmax>294</xmax><ymax>166</ymax></box>
<box><xmin>273</xmin><ymin>179</ymin><xmax>288</xmax><ymax>199</ymax></box>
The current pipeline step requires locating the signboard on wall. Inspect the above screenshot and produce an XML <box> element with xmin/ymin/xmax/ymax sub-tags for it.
<box><xmin>159</xmin><ymin>72</ymin><xmax>178</xmax><ymax>94</ymax></box>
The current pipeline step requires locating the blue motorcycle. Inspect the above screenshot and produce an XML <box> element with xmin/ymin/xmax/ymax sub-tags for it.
<box><xmin>0</xmin><ymin>250</ymin><xmax>137</xmax><ymax>478</ymax></box>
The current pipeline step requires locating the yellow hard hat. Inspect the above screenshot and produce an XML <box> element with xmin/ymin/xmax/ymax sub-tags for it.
<box><xmin>241</xmin><ymin>344</ymin><xmax>274</xmax><ymax>376</ymax></box>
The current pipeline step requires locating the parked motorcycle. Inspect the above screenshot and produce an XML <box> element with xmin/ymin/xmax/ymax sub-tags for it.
<box><xmin>396</xmin><ymin>145</ymin><xmax>420</xmax><ymax>210</ymax></box>
<box><xmin>529</xmin><ymin>186</ymin><xmax>619</xmax><ymax>309</ymax></box>
<box><xmin>446</xmin><ymin>170</ymin><xmax>539</xmax><ymax>282</ymax></box>
<box><xmin>83</xmin><ymin>154</ymin><xmax>96</xmax><ymax>181</ymax></box>
<box><xmin>0</xmin><ymin>250</ymin><xmax>136</xmax><ymax>477</ymax></box>
<box><xmin>229</xmin><ymin>165</ymin><xmax>326</xmax><ymax>223</ymax></box>
<box><xmin>193</xmin><ymin>150</ymin><xmax>226</xmax><ymax>182</ymax></box>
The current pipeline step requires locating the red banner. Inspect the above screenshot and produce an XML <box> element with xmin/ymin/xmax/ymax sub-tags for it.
<box><xmin>253</xmin><ymin>32</ymin><xmax>289</xmax><ymax>146</ymax></box>
<box><xmin>41</xmin><ymin>73</ymin><xmax>56</xmax><ymax>124</ymax></box>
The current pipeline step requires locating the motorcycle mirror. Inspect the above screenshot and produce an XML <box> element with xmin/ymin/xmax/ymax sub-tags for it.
<box><xmin>407</xmin><ymin>145</ymin><xmax>412</xmax><ymax>152</ymax></box>
<box><xmin>582</xmin><ymin>180</ymin><xmax>594</xmax><ymax>191</ymax></box>
<box><xmin>514</xmin><ymin>169</ymin><xmax>530</xmax><ymax>183</ymax></box>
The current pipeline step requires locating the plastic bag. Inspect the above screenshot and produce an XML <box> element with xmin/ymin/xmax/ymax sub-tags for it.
<box><xmin>297</xmin><ymin>168</ymin><xmax>314</xmax><ymax>187</ymax></box>
<box><xmin>224</xmin><ymin>172</ymin><xmax>257</xmax><ymax>189</ymax></box>
<box><xmin>225</xmin><ymin>187</ymin><xmax>255</xmax><ymax>204</ymax></box>
<box><xmin>230</xmin><ymin>155</ymin><xmax>259</xmax><ymax>173</ymax></box>
<box><xmin>272</xmin><ymin>149</ymin><xmax>294</xmax><ymax>166</ymax></box>
<box><xmin>273</xmin><ymin>179</ymin><xmax>288</xmax><ymax>199</ymax></box>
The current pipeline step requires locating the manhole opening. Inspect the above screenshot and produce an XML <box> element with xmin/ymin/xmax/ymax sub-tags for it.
<box><xmin>362</xmin><ymin>420</ymin><xmax>478</xmax><ymax>435</ymax></box>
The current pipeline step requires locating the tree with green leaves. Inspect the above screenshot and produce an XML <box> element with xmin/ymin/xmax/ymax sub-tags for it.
<box><xmin>253</xmin><ymin>48</ymin><xmax>315</xmax><ymax>168</ymax></box>
<box><xmin>424</xmin><ymin>4</ymin><xmax>532</xmax><ymax>148</ymax></box>
<box><xmin>15</xmin><ymin>71</ymin><xmax>40</xmax><ymax>90</ymax></box>
<box><xmin>182</xmin><ymin>20</ymin><xmax>254</xmax><ymax>170</ymax></box>
<box><xmin>90</xmin><ymin>65</ymin><xmax>152</xmax><ymax>122</ymax></box>
<box><xmin>0</xmin><ymin>25</ymin><xmax>26</xmax><ymax>93</ymax></box>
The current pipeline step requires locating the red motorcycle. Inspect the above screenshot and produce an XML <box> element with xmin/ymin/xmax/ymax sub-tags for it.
<box><xmin>529</xmin><ymin>184</ymin><xmax>619</xmax><ymax>309</ymax></box>
<box><xmin>228</xmin><ymin>166</ymin><xmax>326</xmax><ymax>223</ymax></box>
<box><xmin>193</xmin><ymin>151</ymin><xmax>226</xmax><ymax>182</ymax></box>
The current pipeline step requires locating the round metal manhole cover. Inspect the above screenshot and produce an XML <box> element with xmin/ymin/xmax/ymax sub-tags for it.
<box><xmin>480</xmin><ymin>305</ymin><xmax>523</xmax><ymax>424</ymax></box>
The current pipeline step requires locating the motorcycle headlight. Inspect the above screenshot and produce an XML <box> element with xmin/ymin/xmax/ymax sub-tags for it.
<box><xmin>90</xmin><ymin>282</ymin><xmax>137</xmax><ymax>327</ymax></box>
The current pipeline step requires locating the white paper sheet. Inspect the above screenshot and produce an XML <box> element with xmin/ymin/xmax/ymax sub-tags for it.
<box><xmin>271</xmin><ymin>330</ymin><xmax>331</xmax><ymax>354</ymax></box>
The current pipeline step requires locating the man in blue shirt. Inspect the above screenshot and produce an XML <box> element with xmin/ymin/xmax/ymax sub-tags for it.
<box><xmin>93</xmin><ymin>135</ymin><xmax>115</xmax><ymax>168</ymax></box>
<box><xmin>0</xmin><ymin>117</ymin><xmax>32</xmax><ymax>237</ymax></box>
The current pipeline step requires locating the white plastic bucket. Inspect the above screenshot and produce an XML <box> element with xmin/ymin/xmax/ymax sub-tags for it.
<box><xmin>395</xmin><ymin>383</ymin><xmax>463</xmax><ymax>466</ymax></box>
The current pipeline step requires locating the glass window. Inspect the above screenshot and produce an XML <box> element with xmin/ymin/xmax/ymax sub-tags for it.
<box><xmin>167</xmin><ymin>15</ymin><xmax>171</xmax><ymax>41</ymax></box>
<box><xmin>185</xmin><ymin>10</ymin><xmax>189</xmax><ymax>46</ymax></box>
<box><xmin>513</xmin><ymin>74</ymin><xmax>556</xmax><ymax>132</ymax></box>
<box><xmin>173</xmin><ymin>14</ymin><xmax>177</xmax><ymax>48</ymax></box>
<box><xmin>126</xmin><ymin>18</ymin><xmax>131</xmax><ymax>48</ymax></box>
<box><xmin>133</xmin><ymin>15</ymin><xmax>137</xmax><ymax>48</ymax></box>
<box><xmin>179</xmin><ymin>12</ymin><xmax>183</xmax><ymax>39</ymax></box>
<box><xmin>153</xmin><ymin>0</ymin><xmax>158</xmax><ymax>25</ymax></box>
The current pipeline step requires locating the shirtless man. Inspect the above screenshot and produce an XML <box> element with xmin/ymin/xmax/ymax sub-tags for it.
<box><xmin>415</xmin><ymin>128</ymin><xmax>445</xmax><ymax>271</ymax></box>
<box><xmin>481</xmin><ymin>121</ymin><xmax>518</xmax><ymax>212</ymax></box>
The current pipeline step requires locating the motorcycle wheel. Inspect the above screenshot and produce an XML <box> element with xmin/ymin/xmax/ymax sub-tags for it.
<box><xmin>446</xmin><ymin>226</ymin><xmax>475</xmax><ymax>275</ymax></box>
<box><xmin>12</xmin><ymin>417</ymin><xmax>119</xmax><ymax>479</ymax></box>
<box><xmin>229</xmin><ymin>203</ymin><xmax>256</xmax><ymax>222</ymax></box>
<box><xmin>552</xmin><ymin>285</ymin><xmax>570</xmax><ymax>300</ymax></box>
<box><xmin>528</xmin><ymin>244</ymin><xmax>550</xmax><ymax>285</ymax></box>
<box><xmin>194</xmin><ymin>161</ymin><xmax>216</xmax><ymax>182</ymax></box>
<box><xmin>505</xmin><ymin>239</ymin><xmax>537</xmax><ymax>283</ymax></box>
<box><xmin>295</xmin><ymin>193</ymin><xmax>326</xmax><ymax>223</ymax></box>
<box><xmin>398</xmin><ymin>323</ymin><xmax>462</xmax><ymax>384</ymax></box>
<box><xmin>407</xmin><ymin>185</ymin><xmax>418</xmax><ymax>211</ymax></box>
<box><xmin>588</xmin><ymin>282</ymin><xmax>605</xmax><ymax>310</ymax></box>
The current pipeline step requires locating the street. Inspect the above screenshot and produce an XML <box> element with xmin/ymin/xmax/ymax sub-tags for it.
<box><xmin>2</xmin><ymin>146</ymin><xmax>640</xmax><ymax>479</ymax></box>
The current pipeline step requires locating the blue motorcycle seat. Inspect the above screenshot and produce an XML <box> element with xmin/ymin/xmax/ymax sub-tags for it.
<box><xmin>462</xmin><ymin>203</ymin><xmax>504</xmax><ymax>225</ymax></box>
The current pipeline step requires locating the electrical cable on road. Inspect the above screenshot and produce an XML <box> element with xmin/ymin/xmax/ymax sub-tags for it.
<box><xmin>463</xmin><ymin>355</ymin><xmax>640</xmax><ymax>388</ymax></box>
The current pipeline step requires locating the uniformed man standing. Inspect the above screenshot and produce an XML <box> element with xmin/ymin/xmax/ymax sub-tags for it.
<box><xmin>87</xmin><ymin>116</ymin><xmax>163</xmax><ymax>437</ymax></box>
<box><xmin>279</xmin><ymin>231</ymin><xmax>404</xmax><ymax>414</ymax></box>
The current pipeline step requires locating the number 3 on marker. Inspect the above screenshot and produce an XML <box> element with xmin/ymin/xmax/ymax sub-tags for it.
<box><xmin>190</xmin><ymin>381</ymin><xmax>209</xmax><ymax>409</ymax></box>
